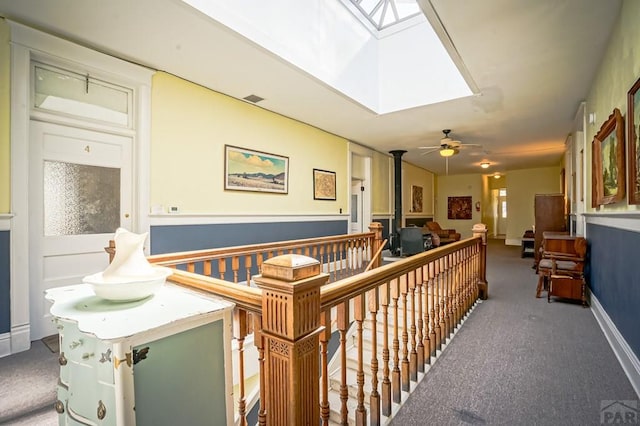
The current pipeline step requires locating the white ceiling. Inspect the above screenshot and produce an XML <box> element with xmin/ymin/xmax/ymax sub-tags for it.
<box><xmin>0</xmin><ymin>0</ymin><xmax>622</xmax><ymax>176</ymax></box>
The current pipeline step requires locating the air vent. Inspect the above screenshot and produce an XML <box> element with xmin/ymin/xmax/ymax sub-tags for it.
<box><xmin>242</xmin><ymin>94</ymin><xmax>264</xmax><ymax>103</ymax></box>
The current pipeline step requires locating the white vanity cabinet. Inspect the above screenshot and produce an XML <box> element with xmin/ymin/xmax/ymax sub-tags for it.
<box><xmin>46</xmin><ymin>283</ymin><xmax>234</xmax><ymax>426</ymax></box>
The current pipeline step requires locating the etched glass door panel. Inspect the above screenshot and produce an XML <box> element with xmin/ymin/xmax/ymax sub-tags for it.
<box><xmin>44</xmin><ymin>161</ymin><xmax>121</xmax><ymax>236</ymax></box>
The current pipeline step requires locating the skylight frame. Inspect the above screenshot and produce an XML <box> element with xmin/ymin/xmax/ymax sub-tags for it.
<box><xmin>347</xmin><ymin>0</ymin><xmax>422</xmax><ymax>32</ymax></box>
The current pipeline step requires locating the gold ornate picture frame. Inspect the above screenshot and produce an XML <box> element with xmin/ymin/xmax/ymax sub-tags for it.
<box><xmin>592</xmin><ymin>108</ymin><xmax>625</xmax><ymax>206</ymax></box>
<box><xmin>628</xmin><ymin>77</ymin><xmax>640</xmax><ymax>204</ymax></box>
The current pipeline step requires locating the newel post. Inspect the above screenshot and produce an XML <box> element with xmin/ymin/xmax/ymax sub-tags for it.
<box><xmin>254</xmin><ymin>254</ymin><xmax>329</xmax><ymax>426</ymax></box>
<box><xmin>473</xmin><ymin>224</ymin><xmax>488</xmax><ymax>300</ymax></box>
<box><xmin>368</xmin><ymin>222</ymin><xmax>384</xmax><ymax>268</ymax></box>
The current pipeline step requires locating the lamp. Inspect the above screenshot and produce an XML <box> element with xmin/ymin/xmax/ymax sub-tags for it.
<box><xmin>493</xmin><ymin>172</ymin><xmax>501</xmax><ymax>179</ymax></box>
<box><xmin>440</xmin><ymin>147</ymin><xmax>455</xmax><ymax>157</ymax></box>
<box><xmin>480</xmin><ymin>162</ymin><xmax>490</xmax><ymax>169</ymax></box>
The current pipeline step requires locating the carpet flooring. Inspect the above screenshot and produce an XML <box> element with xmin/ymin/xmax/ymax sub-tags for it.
<box><xmin>389</xmin><ymin>239</ymin><xmax>638</xmax><ymax>426</ymax></box>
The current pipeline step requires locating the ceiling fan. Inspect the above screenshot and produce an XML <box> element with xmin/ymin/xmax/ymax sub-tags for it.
<box><xmin>418</xmin><ymin>129</ymin><xmax>482</xmax><ymax>174</ymax></box>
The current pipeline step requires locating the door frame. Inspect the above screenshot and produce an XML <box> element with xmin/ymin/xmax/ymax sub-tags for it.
<box><xmin>7</xmin><ymin>21</ymin><xmax>153</xmax><ymax>354</ymax></box>
<box><xmin>349</xmin><ymin>145</ymin><xmax>372</xmax><ymax>234</ymax></box>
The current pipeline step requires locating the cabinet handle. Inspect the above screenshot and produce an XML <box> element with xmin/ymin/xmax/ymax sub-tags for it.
<box><xmin>97</xmin><ymin>400</ymin><xmax>106</xmax><ymax>420</ymax></box>
<box><xmin>58</xmin><ymin>352</ymin><xmax>67</xmax><ymax>366</ymax></box>
<box><xmin>69</xmin><ymin>340</ymin><xmax>83</xmax><ymax>350</ymax></box>
<box><xmin>82</xmin><ymin>352</ymin><xmax>94</xmax><ymax>360</ymax></box>
<box><xmin>54</xmin><ymin>400</ymin><xmax>65</xmax><ymax>414</ymax></box>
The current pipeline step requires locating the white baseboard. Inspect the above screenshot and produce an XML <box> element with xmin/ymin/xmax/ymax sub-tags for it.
<box><xmin>0</xmin><ymin>332</ymin><xmax>10</xmax><ymax>357</ymax></box>
<box><xmin>0</xmin><ymin>324</ymin><xmax>31</xmax><ymax>358</ymax></box>
<box><xmin>591</xmin><ymin>293</ymin><xmax>640</xmax><ymax>399</ymax></box>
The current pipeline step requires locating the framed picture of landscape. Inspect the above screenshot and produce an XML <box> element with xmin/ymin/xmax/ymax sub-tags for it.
<box><xmin>592</xmin><ymin>108</ymin><xmax>625</xmax><ymax>206</ymax></box>
<box><xmin>224</xmin><ymin>145</ymin><xmax>289</xmax><ymax>194</ymax></box>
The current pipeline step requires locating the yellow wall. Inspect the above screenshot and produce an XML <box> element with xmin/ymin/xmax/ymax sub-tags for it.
<box><xmin>372</xmin><ymin>151</ymin><xmax>392</xmax><ymax>215</ymax></box>
<box><xmin>150</xmin><ymin>72</ymin><xmax>349</xmax><ymax>215</ymax></box>
<box><xmin>403</xmin><ymin>161</ymin><xmax>434</xmax><ymax>219</ymax></box>
<box><xmin>435</xmin><ymin>174</ymin><xmax>483</xmax><ymax>239</ymax></box>
<box><xmin>0</xmin><ymin>19</ymin><xmax>10</xmax><ymax>213</ymax></box>
<box><xmin>586</xmin><ymin>0</ymin><xmax>640</xmax><ymax>212</ymax></box>
<box><xmin>506</xmin><ymin>166</ymin><xmax>561</xmax><ymax>242</ymax></box>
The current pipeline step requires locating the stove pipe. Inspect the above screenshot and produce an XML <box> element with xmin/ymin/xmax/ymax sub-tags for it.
<box><xmin>389</xmin><ymin>150</ymin><xmax>406</xmax><ymax>255</ymax></box>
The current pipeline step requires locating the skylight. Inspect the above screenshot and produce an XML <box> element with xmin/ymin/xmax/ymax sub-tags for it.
<box><xmin>182</xmin><ymin>0</ymin><xmax>474</xmax><ymax>114</ymax></box>
<box><xmin>346</xmin><ymin>0</ymin><xmax>422</xmax><ymax>31</ymax></box>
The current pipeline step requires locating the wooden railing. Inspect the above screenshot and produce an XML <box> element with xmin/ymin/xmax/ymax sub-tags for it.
<box><xmin>109</xmin><ymin>223</ymin><xmax>488</xmax><ymax>425</ymax></box>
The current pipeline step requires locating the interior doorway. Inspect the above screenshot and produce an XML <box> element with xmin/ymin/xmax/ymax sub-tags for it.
<box><xmin>350</xmin><ymin>180</ymin><xmax>363</xmax><ymax>233</ymax></box>
<box><xmin>491</xmin><ymin>188</ymin><xmax>508</xmax><ymax>238</ymax></box>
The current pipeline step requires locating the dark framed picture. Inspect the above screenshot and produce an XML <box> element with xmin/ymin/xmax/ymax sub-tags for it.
<box><xmin>592</xmin><ymin>108</ymin><xmax>625</xmax><ymax>206</ymax></box>
<box><xmin>313</xmin><ymin>169</ymin><xmax>336</xmax><ymax>200</ymax></box>
<box><xmin>224</xmin><ymin>145</ymin><xmax>288</xmax><ymax>194</ymax></box>
<box><xmin>628</xmin><ymin>77</ymin><xmax>640</xmax><ymax>204</ymax></box>
<box><xmin>448</xmin><ymin>196</ymin><xmax>472</xmax><ymax>220</ymax></box>
<box><xmin>411</xmin><ymin>185</ymin><xmax>423</xmax><ymax>212</ymax></box>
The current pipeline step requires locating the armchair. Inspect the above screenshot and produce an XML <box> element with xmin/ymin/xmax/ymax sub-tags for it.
<box><xmin>425</xmin><ymin>222</ymin><xmax>461</xmax><ymax>245</ymax></box>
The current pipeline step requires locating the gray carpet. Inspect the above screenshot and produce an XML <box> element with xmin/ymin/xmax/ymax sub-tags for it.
<box><xmin>389</xmin><ymin>239</ymin><xmax>638</xmax><ymax>426</ymax></box>
<box><xmin>0</xmin><ymin>340</ymin><xmax>58</xmax><ymax>425</ymax></box>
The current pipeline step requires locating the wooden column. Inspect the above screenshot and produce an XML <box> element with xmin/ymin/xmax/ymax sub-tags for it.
<box><xmin>254</xmin><ymin>254</ymin><xmax>329</xmax><ymax>426</ymax></box>
<box><xmin>368</xmin><ymin>222</ymin><xmax>384</xmax><ymax>268</ymax></box>
<box><xmin>472</xmin><ymin>224</ymin><xmax>489</xmax><ymax>300</ymax></box>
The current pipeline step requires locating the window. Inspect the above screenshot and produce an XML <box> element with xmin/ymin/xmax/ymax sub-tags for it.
<box><xmin>34</xmin><ymin>63</ymin><xmax>132</xmax><ymax>127</ymax></box>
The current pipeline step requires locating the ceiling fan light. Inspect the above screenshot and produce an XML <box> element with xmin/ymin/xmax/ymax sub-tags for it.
<box><xmin>493</xmin><ymin>172</ymin><xmax>501</xmax><ymax>179</ymax></box>
<box><xmin>481</xmin><ymin>162</ymin><xmax>490</xmax><ymax>169</ymax></box>
<box><xmin>440</xmin><ymin>147</ymin><xmax>455</xmax><ymax>157</ymax></box>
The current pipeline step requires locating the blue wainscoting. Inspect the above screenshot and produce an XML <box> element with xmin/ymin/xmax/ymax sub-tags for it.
<box><xmin>150</xmin><ymin>220</ymin><xmax>349</xmax><ymax>255</ymax></box>
<box><xmin>587</xmin><ymin>223</ymin><xmax>640</xmax><ymax>359</ymax></box>
<box><xmin>0</xmin><ymin>231</ymin><xmax>9</xmax><ymax>334</ymax></box>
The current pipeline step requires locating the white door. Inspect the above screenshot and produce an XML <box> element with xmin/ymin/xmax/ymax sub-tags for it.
<box><xmin>29</xmin><ymin>121</ymin><xmax>133</xmax><ymax>339</ymax></box>
<box><xmin>351</xmin><ymin>180</ymin><xmax>363</xmax><ymax>233</ymax></box>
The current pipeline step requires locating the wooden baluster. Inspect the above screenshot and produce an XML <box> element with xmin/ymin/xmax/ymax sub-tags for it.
<box><xmin>446</xmin><ymin>253</ymin><xmax>454</xmax><ymax>336</ymax></box>
<box><xmin>428</xmin><ymin>262</ymin><xmax>436</xmax><ymax>360</ymax></box>
<box><xmin>390</xmin><ymin>278</ymin><xmax>401</xmax><ymax>403</ymax></box>
<box><xmin>421</xmin><ymin>264</ymin><xmax>431</xmax><ymax>366</ymax></box>
<box><xmin>218</xmin><ymin>258</ymin><xmax>226</xmax><ymax>280</ymax></box>
<box><xmin>368</xmin><ymin>288</ymin><xmax>381</xmax><ymax>426</ymax></box>
<box><xmin>234</xmin><ymin>309</ymin><xmax>248</xmax><ymax>426</ymax></box>
<box><xmin>256</xmin><ymin>252</ymin><xmax>264</xmax><ymax>275</ymax></box>
<box><xmin>232</xmin><ymin>255</ymin><xmax>240</xmax><ymax>283</ymax></box>
<box><xmin>433</xmin><ymin>260</ymin><xmax>442</xmax><ymax>352</ymax></box>
<box><xmin>320</xmin><ymin>310</ymin><xmax>331</xmax><ymax>426</ymax></box>
<box><xmin>337</xmin><ymin>302</ymin><xmax>350</xmax><ymax>424</ymax></box>
<box><xmin>444</xmin><ymin>254</ymin><xmax>452</xmax><ymax>340</ymax></box>
<box><xmin>319</xmin><ymin>244</ymin><xmax>326</xmax><ymax>276</ymax></box>
<box><xmin>354</xmin><ymin>294</ymin><xmax>367</xmax><ymax>425</ymax></box>
<box><xmin>348</xmin><ymin>240</ymin><xmax>355</xmax><ymax>274</ymax></box>
<box><xmin>439</xmin><ymin>257</ymin><xmax>447</xmax><ymax>346</ymax></box>
<box><xmin>312</xmin><ymin>245</ymin><xmax>318</xmax><ymax>265</ymax></box>
<box><xmin>408</xmin><ymin>270</ymin><xmax>418</xmax><ymax>382</ymax></box>
<box><xmin>187</xmin><ymin>262</ymin><xmax>195</xmax><ymax>273</ymax></box>
<box><xmin>331</xmin><ymin>243</ymin><xmax>338</xmax><ymax>281</ymax></box>
<box><xmin>338</xmin><ymin>242</ymin><xmax>345</xmax><ymax>279</ymax></box>
<box><xmin>450</xmin><ymin>253</ymin><xmax>457</xmax><ymax>334</ymax></box>
<box><xmin>400</xmin><ymin>274</ymin><xmax>410</xmax><ymax>392</ymax></box>
<box><xmin>253</xmin><ymin>314</ymin><xmax>266</xmax><ymax>426</ymax></box>
<box><xmin>380</xmin><ymin>282</ymin><xmax>392</xmax><ymax>417</ymax></box>
<box><xmin>244</xmin><ymin>255</ymin><xmax>252</xmax><ymax>286</ymax></box>
<box><xmin>204</xmin><ymin>259</ymin><xmax>212</xmax><ymax>277</ymax></box>
<box><xmin>414</xmin><ymin>267</ymin><xmax>425</xmax><ymax>373</ymax></box>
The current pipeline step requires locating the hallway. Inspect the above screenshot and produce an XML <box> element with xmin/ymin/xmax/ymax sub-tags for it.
<box><xmin>389</xmin><ymin>239</ymin><xmax>637</xmax><ymax>425</ymax></box>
